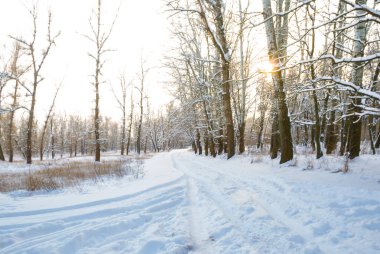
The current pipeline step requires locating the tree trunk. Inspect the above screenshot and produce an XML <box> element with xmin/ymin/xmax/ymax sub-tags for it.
<box><xmin>196</xmin><ymin>129</ymin><xmax>202</xmax><ymax>155</ymax></box>
<box><xmin>137</xmin><ymin>81</ymin><xmax>144</xmax><ymax>155</ymax></box>
<box><xmin>218</xmin><ymin>129</ymin><xmax>224</xmax><ymax>155</ymax></box>
<box><xmin>238</xmin><ymin>122</ymin><xmax>245</xmax><ymax>154</ymax></box>
<box><xmin>237</xmin><ymin>0</ymin><xmax>247</xmax><ymax>155</ymax></box>
<box><xmin>192</xmin><ymin>140</ymin><xmax>197</xmax><ymax>154</ymax></box>
<box><xmin>311</xmin><ymin>80</ymin><xmax>323</xmax><ymax>158</ymax></box>
<box><xmin>204</xmin><ymin>131</ymin><xmax>209</xmax><ymax>156</ymax></box>
<box><xmin>262</xmin><ymin>0</ymin><xmax>293</xmax><ymax>163</ymax></box>
<box><xmin>270</xmin><ymin>113</ymin><xmax>280</xmax><ymax>159</ymax></box>
<box><xmin>320</xmin><ymin>92</ymin><xmax>330</xmax><ymax>137</ymax></box>
<box><xmin>196</xmin><ymin>0</ymin><xmax>235</xmax><ymax>159</ymax></box>
<box><xmin>144</xmin><ymin>135</ymin><xmax>148</xmax><ymax>154</ymax></box>
<box><xmin>121</xmin><ymin>109</ymin><xmax>126</xmax><ymax>155</ymax></box>
<box><xmin>340</xmin><ymin>118</ymin><xmax>350</xmax><ymax>156</ymax></box>
<box><xmin>375</xmin><ymin>129</ymin><xmax>380</xmax><ymax>148</ymax></box>
<box><xmin>369</xmin><ymin>120</ymin><xmax>376</xmax><ymax>155</ymax></box>
<box><xmin>51</xmin><ymin>119</ymin><xmax>55</xmax><ymax>159</ymax></box>
<box><xmin>307</xmin><ymin>4</ymin><xmax>323</xmax><ymax>159</ymax></box>
<box><xmin>94</xmin><ymin>80</ymin><xmax>101</xmax><ymax>162</ymax></box>
<box><xmin>26</xmin><ymin>84</ymin><xmax>37</xmax><ymax>164</ymax></box>
<box><xmin>0</xmin><ymin>141</ymin><xmax>4</xmax><ymax>161</ymax></box>
<box><xmin>221</xmin><ymin>62</ymin><xmax>235</xmax><ymax>159</ymax></box>
<box><xmin>257</xmin><ymin>111</ymin><xmax>265</xmax><ymax>149</ymax></box>
<box><xmin>311</xmin><ymin>126</ymin><xmax>316</xmax><ymax>151</ymax></box>
<box><xmin>347</xmin><ymin>0</ymin><xmax>368</xmax><ymax>159</ymax></box>
<box><xmin>210</xmin><ymin>138</ymin><xmax>216</xmax><ymax>157</ymax></box>
<box><xmin>304</xmin><ymin>124</ymin><xmax>309</xmax><ymax>146</ymax></box>
<box><xmin>126</xmin><ymin>94</ymin><xmax>134</xmax><ymax>155</ymax></box>
<box><xmin>8</xmin><ymin>45</ymin><xmax>21</xmax><ymax>162</ymax></box>
<box><xmin>325</xmin><ymin>99</ymin><xmax>338</xmax><ymax>154</ymax></box>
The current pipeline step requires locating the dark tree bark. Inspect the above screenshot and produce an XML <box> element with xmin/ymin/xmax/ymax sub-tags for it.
<box><xmin>218</xmin><ymin>129</ymin><xmax>224</xmax><ymax>155</ymax></box>
<box><xmin>270</xmin><ymin>113</ymin><xmax>280</xmax><ymax>159</ymax></box>
<box><xmin>326</xmin><ymin>0</ymin><xmax>344</xmax><ymax>155</ymax></box>
<box><xmin>204</xmin><ymin>131</ymin><xmax>209</xmax><ymax>156</ymax></box>
<box><xmin>238</xmin><ymin>122</ymin><xmax>245</xmax><ymax>154</ymax></box>
<box><xmin>325</xmin><ymin>99</ymin><xmax>338</xmax><ymax>154</ymax></box>
<box><xmin>375</xmin><ymin>130</ymin><xmax>380</xmax><ymax>149</ymax></box>
<box><xmin>210</xmin><ymin>137</ymin><xmax>216</xmax><ymax>157</ymax></box>
<box><xmin>262</xmin><ymin>0</ymin><xmax>293</xmax><ymax>163</ymax></box>
<box><xmin>0</xmin><ymin>142</ymin><xmax>4</xmax><ymax>161</ymax></box>
<box><xmin>192</xmin><ymin>140</ymin><xmax>197</xmax><ymax>154</ymax></box>
<box><xmin>196</xmin><ymin>0</ymin><xmax>235</xmax><ymax>159</ymax></box>
<box><xmin>340</xmin><ymin>119</ymin><xmax>350</xmax><ymax>156</ymax></box>
<box><xmin>196</xmin><ymin>129</ymin><xmax>202</xmax><ymax>155</ymax></box>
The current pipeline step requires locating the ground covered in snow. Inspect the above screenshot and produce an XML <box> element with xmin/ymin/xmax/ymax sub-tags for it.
<box><xmin>1</xmin><ymin>150</ymin><xmax>380</xmax><ymax>253</ymax></box>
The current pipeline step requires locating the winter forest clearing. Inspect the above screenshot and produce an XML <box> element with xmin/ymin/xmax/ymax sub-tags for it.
<box><xmin>0</xmin><ymin>0</ymin><xmax>380</xmax><ymax>253</ymax></box>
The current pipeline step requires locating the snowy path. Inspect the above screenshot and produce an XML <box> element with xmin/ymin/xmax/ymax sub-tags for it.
<box><xmin>1</xmin><ymin>150</ymin><xmax>380</xmax><ymax>253</ymax></box>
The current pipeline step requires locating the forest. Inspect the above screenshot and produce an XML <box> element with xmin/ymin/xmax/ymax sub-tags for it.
<box><xmin>1</xmin><ymin>0</ymin><xmax>379</xmax><ymax>166</ymax></box>
<box><xmin>1</xmin><ymin>0</ymin><xmax>380</xmax><ymax>253</ymax></box>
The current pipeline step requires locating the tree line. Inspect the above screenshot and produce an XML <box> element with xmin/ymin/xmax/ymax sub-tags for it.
<box><xmin>1</xmin><ymin>0</ymin><xmax>380</xmax><ymax>164</ymax></box>
<box><xmin>165</xmin><ymin>0</ymin><xmax>380</xmax><ymax>163</ymax></box>
<box><xmin>0</xmin><ymin>0</ymin><xmax>186</xmax><ymax>164</ymax></box>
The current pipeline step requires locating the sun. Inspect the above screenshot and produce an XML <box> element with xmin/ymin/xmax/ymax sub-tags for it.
<box><xmin>258</xmin><ymin>61</ymin><xmax>274</xmax><ymax>73</ymax></box>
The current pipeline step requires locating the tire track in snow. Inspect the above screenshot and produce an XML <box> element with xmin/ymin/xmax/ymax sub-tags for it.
<box><xmin>0</xmin><ymin>177</ymin><xmax>188</xmax><ymax>254</ymax></box>
<box><xmin>172</xmin><ymin>152</ymin><xmax>257</xmax><ymax>254</ymax></box>
<box><xmin>171</xmin><ymin>151</ymin><xmax>325</xmax><ymax>253</ymax></box>
<box><xmin>186</xmin><ymin>177</ymin><xmax>215</xmax><ymax>253</ymax></box>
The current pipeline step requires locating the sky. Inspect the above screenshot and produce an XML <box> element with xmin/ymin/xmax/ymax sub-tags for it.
<box><xmin>0</xmin><ymin>0</ymin><xmax>173</xmax><ymax>121</ymax></box>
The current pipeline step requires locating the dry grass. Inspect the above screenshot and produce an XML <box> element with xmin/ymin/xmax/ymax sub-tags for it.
<box><xmin>0</xmin><ymin>159</ymin><xmax>144</xmax><ymax>193</ymax></box>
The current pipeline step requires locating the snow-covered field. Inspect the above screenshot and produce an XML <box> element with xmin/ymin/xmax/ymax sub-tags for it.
<box><xmin>1</xmin><ymin>150</ymin><xmax>380</xmax><ymax>253</ymax></box>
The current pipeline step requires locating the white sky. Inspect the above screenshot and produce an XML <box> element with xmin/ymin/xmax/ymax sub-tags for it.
<box><xmin>0</xmin><ymin>0</ymin><xmax>173</xmax><ymax>121</ymax></box>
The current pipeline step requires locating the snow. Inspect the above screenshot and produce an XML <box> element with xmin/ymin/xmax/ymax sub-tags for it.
<box><xmin>1</xmin><ymin>150</ymin><xmax>380</xmax><ymax>253</ymax></box>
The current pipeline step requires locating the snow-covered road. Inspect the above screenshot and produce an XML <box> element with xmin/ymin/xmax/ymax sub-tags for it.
<box><xmin>1</xmin><ymin>150</ymin><xmax>380</xmax><ymax>253</ymax></box>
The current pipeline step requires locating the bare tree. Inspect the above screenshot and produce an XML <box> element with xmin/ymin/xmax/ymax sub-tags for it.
<box><xmin>111</xmin><ymin>74</ymin><xmax>128</xmax><ymax>155</ymax></box>
<box><xmin>84</xmin><ymin>0</ymin><xmax>117</xmax><ymax>162</ymax></box>
<box><xmin>0</xmin><ymin>66</ymin><xmax>9</xmax><ymax>161</ymax></box>
<box><xmin>7</xmin><ymin>42</ymin><xmax>24</xmax><ymax>162</ymax></box>
<box><xmin>126</xmin><ymin>89</ymin><xmax>134</xmax><ymax>155</ymax></box>
<box><xmin>39</xmin><ymin>84</ymin><xmax>61</xmax><ymax>160</ymax></box>
<box><xmin>136</xmin><ymin>59</ymin><xmax>148</xmax><ymax>155</ymax></box>
<box><xmin>10</xmin><ymin>5</ymin><xmax>60</xmax><ymax>164</ymax></box>
<box><xmin>194</xmin><ymin>0</ymin><xmax>235</xmax><ymax>159</ymax></box>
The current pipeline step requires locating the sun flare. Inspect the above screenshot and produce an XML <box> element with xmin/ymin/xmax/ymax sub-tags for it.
<box><xmin>258</xmin><ymin>61</ymin><xmax>274</xmax><ymax>73</ymax></box>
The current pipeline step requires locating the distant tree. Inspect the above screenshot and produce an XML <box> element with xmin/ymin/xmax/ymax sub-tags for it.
<box><xmin>126</xmin><ymin>88</ymin><xmax>134</xmax><ymax>155</ymax></box>
<box><xmin>111</xmin><ymin>74</ymin><xmax>128</xmax><ymax>155</ymax></box>
<box><xmin>136</xmin><ymin>59</ymin><xmax>148</xmax><ymax>155</ymax></box>
<box><xmin>39</xmin><ymin>84</ymin><xmax>61</xmax><ymax>160</ymax></box>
